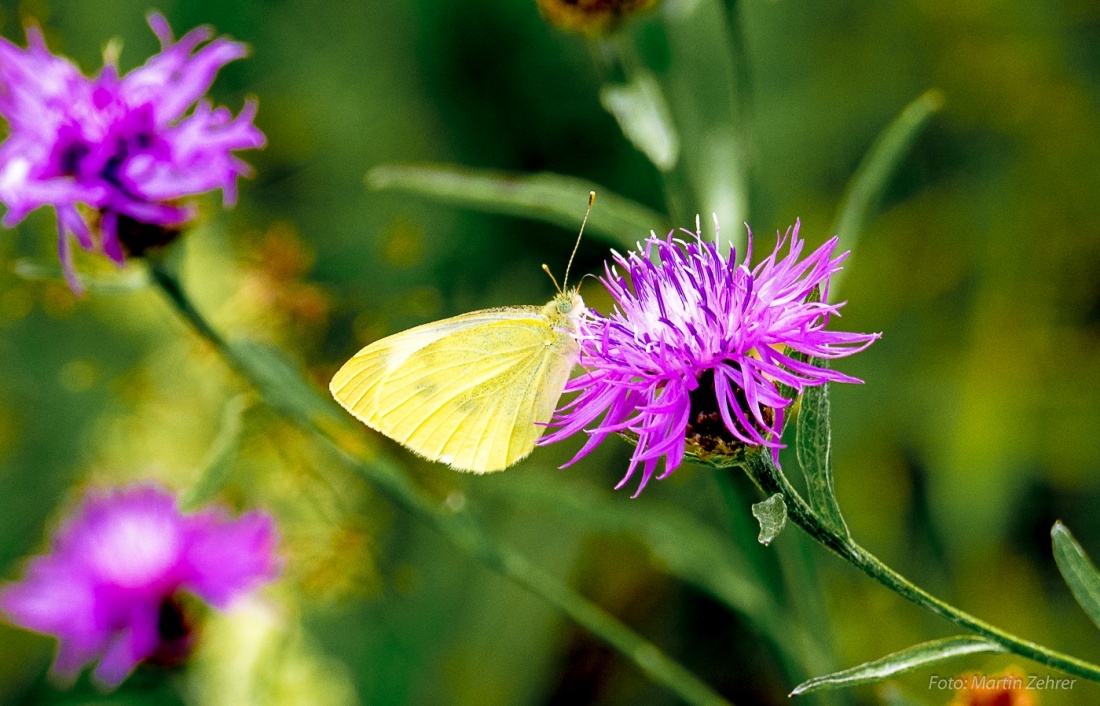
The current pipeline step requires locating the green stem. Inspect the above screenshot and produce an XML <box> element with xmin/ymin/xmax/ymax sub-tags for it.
<box><xmin>719</xmin><ymin>0</ymin><xmax>754</xmax><ymax>221</ymax></box>
<box><xmin>659</xmin><ymin>0</ymin><xmax>750</xmax><ymax>240</ymax></box>
<box><xmin>148</xmin><ymin>259</ymin><xmax>732</xmax><ymax>706</ymax></box>
<box><xmin>738</xmin><ymin>451</ymin><xmax>1100</xmax><ymax>684</ymax></box>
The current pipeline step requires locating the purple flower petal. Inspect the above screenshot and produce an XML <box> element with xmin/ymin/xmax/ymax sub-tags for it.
<box><xmin>184</xmin><ymin>509</ymin><xmax>281</xmax><ymax>608</ymax></box>
<box><xmin>92</xmin><ymin>599</ymin><xmax>160</xmax><ymax>687</ymax></box>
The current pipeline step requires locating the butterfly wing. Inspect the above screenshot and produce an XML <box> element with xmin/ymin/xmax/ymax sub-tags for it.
<box><xmin>330</xmin><ymin>307</ymin><xmax>578</xmax><ymax>472</ymax></box>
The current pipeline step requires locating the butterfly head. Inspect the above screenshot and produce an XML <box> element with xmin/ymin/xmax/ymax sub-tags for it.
<box><xmin>547</xmin><ymin>289</ymin><xmax>586</xmax><ymax>332</ymax></box>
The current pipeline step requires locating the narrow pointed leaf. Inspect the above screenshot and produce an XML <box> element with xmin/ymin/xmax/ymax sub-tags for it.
<box><xmin>790</xmin><ymin>636</ymin><xmax>1005</xmax><ymax>695</ymax></box>
<box><xmin>795</xmin><ymin>357</ymin><xmax>850</xmax><ymax>540</ymax></box>
<box><xmin>228</xmin><ymin>339</ymin><xmax>342</xmax><ymax>425</ymax></box>
<box><xmin>829</xmin><ymin>89</ymin><xmax>945</xmax><ymax>298</ymax></box>
<box><xmin>599</xmin><ymin>71</ymin><xmax>680</xmax><ymax>172</ymax></box>
<box><xmin>367</xmin><ymin>163</ymin><xmax>668</xmax><ymax>249</ymax></box>
<box><xmin>1052</xmin><ymin>522</ymin><xmax>1100</xmax><ymax>631</ymax></box>
<box><xmin>180</xmin><ymin>394</ymin><xmax>250</xmax><ymax>510</ymax></box>
<box><xmin>751</xmin><ymin>493</ymin><xmax>787</xmax><ymax>546</ymax></box>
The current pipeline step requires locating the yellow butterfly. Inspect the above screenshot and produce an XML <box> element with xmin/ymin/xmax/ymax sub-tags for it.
<box><xmin>329</xmin><ymin>194</ymin><xmax>594</xmax><ymax>473</ymax></box>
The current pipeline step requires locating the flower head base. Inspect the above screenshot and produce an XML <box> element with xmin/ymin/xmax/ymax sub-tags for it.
<box><xmin>536</xmin><ymin>0</ymin><xmax>659</xmax><ymax>35</ymax></box>
<box><xmin>0</xmin><ymin>484</ymin><xmax>279</xmax><ymax>687</ymax></box>
<box><xmin>0</xmin><ymin>14</ymin><xmax>265</xmax><ymax>293</ymax></box>
<box><xmin>542</xmin><ymin>220</ymin><xmax>879</xmax><ymax>495</ymax></box>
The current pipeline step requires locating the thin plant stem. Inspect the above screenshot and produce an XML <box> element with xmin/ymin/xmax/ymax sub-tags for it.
<box><xmin>147</xmin><ymin>258</ymin><xmax>733</xmax><ymax>706</ymax></box>
<box><xmin>736</xmin><ymin>451</ymin><xmax>1100</xmax><ymax>684</ymax></box>
<box><xmin>661</xmin><ymin>0</ymin><xmax>750</xmax><ymax>239</ymax></box>
<box><xmin>719</xmin><ymin>0</ymin><xmax>754</xmax><ymax>222</ymax></box>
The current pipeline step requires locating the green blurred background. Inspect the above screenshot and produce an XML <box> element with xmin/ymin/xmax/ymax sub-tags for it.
<box><xmin>2</xmin><ymin>0</ymin><xmax>1100</xmax><ymax>704</ymax></box>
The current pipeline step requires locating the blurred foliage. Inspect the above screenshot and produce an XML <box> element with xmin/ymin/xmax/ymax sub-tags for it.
<box><xmin>2</xmin><ymin>0</ymin><xmax>1100</xmax><ymax>705</ymax></box>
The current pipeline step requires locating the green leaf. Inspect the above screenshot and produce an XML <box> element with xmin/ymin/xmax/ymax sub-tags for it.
<box><xmin>599</xmin><ymin>71</ymin><xmax>680</xmax><ymax>172</ymax></box>
<box><xmin>228</xmin><ymin>339</ymin><xmax>341</xmax><ymax>426</ymax></box>
<box><xmin>795</xmin><ymin>362</ymin><xmax>850</xmax><ymax>541</ymax></box>
<box><xmin>1052</xmin><ymin>522</ymin><xmax>1100</xmax><ymax>631</ymax></box>
<box><xmin>751</xmin><ymin>493</ymin><xmax>787</xmax><ymax>546</ymax></box>
<box><xmin>829</xmin><ymin>89</ymin><xmax>945</xmax><ymax>298</ymax></box>
<box><xmin>790</xmin><ymin>636</ymin><xmax>1005</xmax><ymax>695</ymax></box>
<box><xmin>367</xmin><ymin>163</ymin><xmax>669</xmax><ymax>250</ymax></box>
<box><xmin>179</xmin><ymin>394</ymin><xmax>250</xmax><ymax>511</ymax></box>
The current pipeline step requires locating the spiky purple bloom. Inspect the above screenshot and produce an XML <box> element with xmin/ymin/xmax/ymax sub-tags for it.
<box><xmin>0</xmin><ymin>14</ymin><xmax>265</xmax><ymax>294</ymax></box>
<box><xmin>542</xmin><ymin>220</ymin><xmax>879</xmax><ymax>495</ymax></box>
<box><xmin>0</xmin><ymin>484</ymin><xmax>279</xmax><ymax>687</ymax></box>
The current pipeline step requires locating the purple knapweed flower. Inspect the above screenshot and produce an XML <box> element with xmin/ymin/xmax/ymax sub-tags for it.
<box><xmin>0</xmin><ymin>13</ymin><xmax>265</xmax><ymax>294</ymax></box>
<box><xmin>542</xmin><ymin>220</ymin><xmax>880</xmax><ymax>495</ymax></box>
<box><xmin>0</xmin><ymin>484</ymin><xmax>279</xmax><ymax>687</ymax></box>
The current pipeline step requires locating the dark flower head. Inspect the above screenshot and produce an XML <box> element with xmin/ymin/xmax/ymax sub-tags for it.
<box><xmin>541</xmin><ymin>220</ymin><xmax>880</xmax><ymax>495</ymax></box>
<box><xmin>0</xmin><ymin>14</ymin><xmax>265</xmax><ymax>293</ymax></box>
<box><xmin>0</xmin><ymin>484</ymin><xmax>279</xmax><ymax>687</ymax></box>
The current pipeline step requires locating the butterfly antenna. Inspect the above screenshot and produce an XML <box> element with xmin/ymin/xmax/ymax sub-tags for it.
<box><xmin>577</xmin><ymin>272</ymin><xmax>600</xmax><ymax>296</ymax></box>
<box><xmin>563</xmin><ymin>191</ymin><xmax>595</xmax><ymax>290</ymax></box>
<box><xmin>542</xmin><ymin>263</ymin><xmax>562</xmax><ymax>293</ymax></box>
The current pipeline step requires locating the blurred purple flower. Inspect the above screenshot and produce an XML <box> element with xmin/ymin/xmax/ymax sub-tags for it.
<box><xmin>541</xmin><ymin>220</ymin><xmax>879</xmax><ymax>495</ymax></box>
<box><xmin>0</xmin><ymin>13</ymin><xmax>265</xmax><ymax>294</ymax></box>
<box><xmin>0</xmin><ymin>484</ymin><xmax>279</xmax><ymax>687</ymax></box>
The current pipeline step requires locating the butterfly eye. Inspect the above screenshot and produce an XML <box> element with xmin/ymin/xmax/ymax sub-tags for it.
<box><xmin>558</xmin><ymin>299</ymin><xmax>573</xmax><ymax>314</ymax></box>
